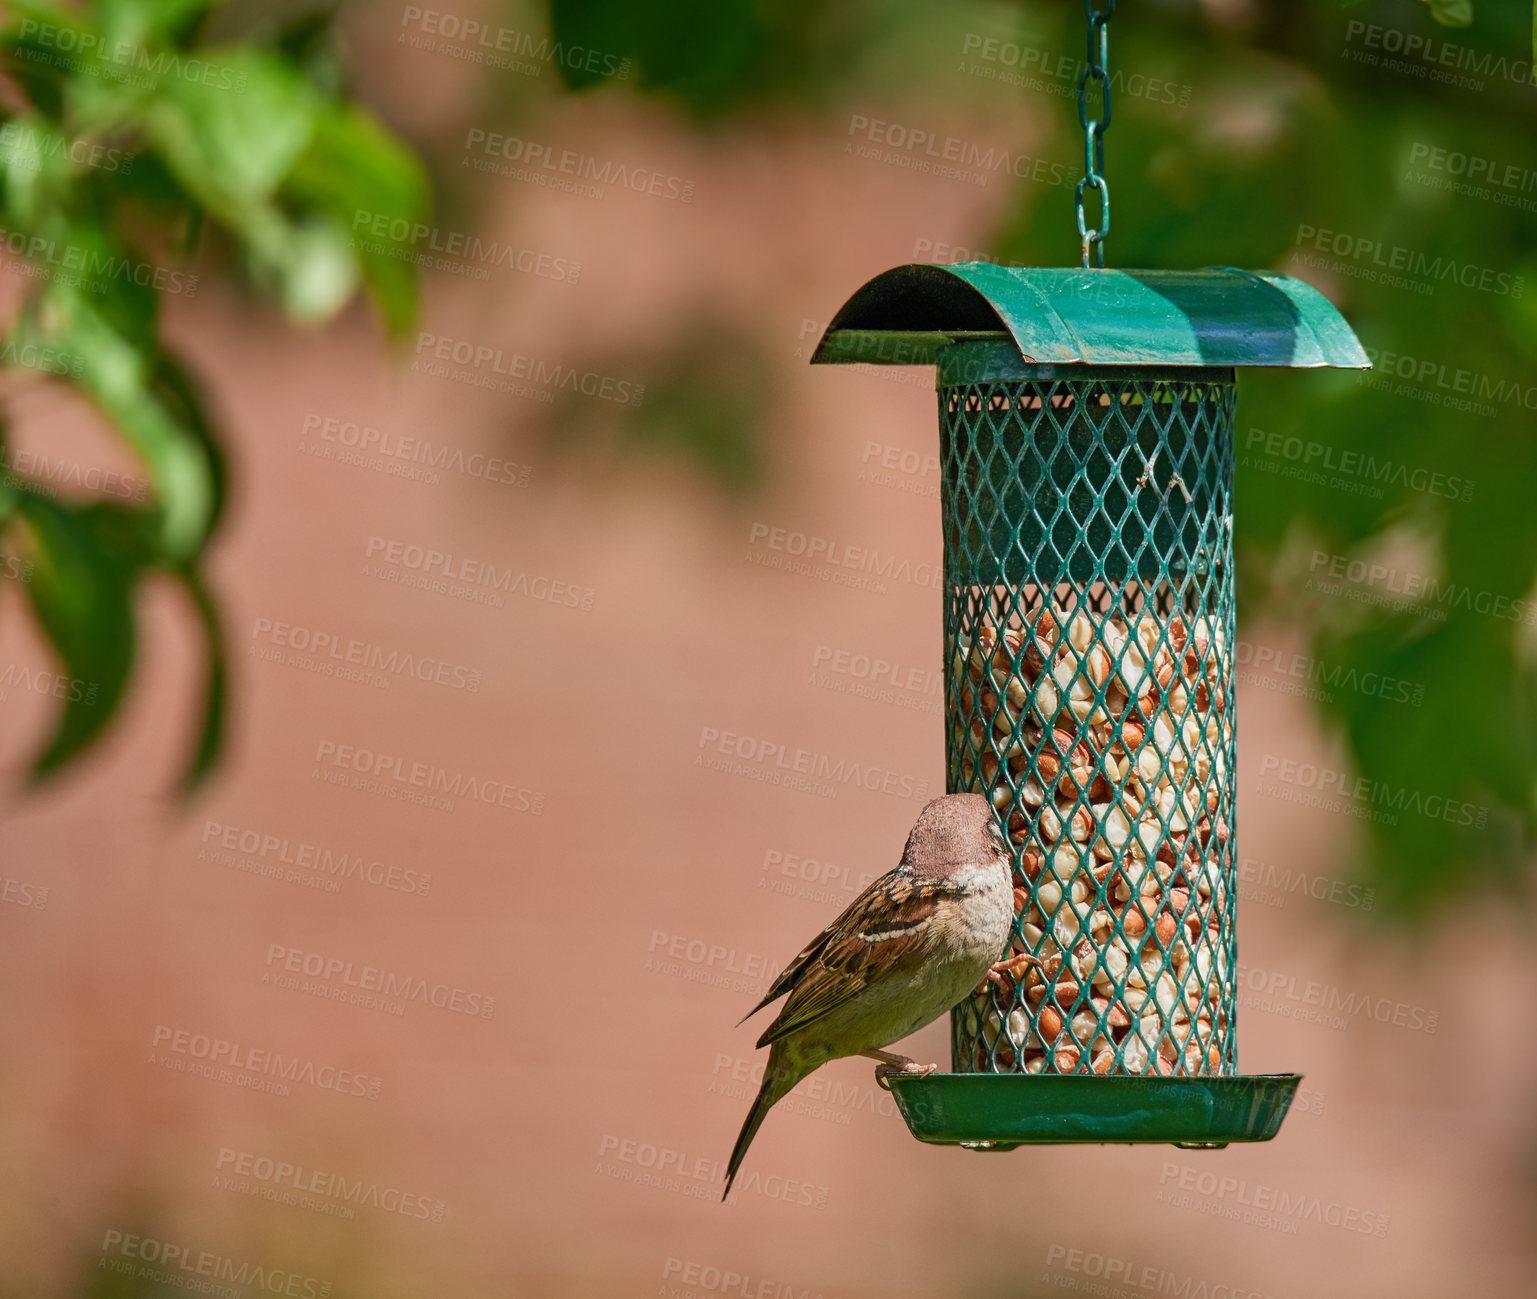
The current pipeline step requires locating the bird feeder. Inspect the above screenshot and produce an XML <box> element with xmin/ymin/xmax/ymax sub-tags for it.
<box><xmin>810</xmin><ymin>263</ymin><xmax>1368</xmax><ymax>1148</ymax></box>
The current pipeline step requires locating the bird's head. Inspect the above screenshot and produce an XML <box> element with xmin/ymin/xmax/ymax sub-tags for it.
<box><xmin>901</xmin><ymin>792</ymin><xmax>1012</xmax><ymax>873</ymax></box>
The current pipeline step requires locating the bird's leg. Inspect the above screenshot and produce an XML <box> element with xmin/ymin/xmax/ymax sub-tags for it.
<box><xmin>973</xmin><ymin>952</ymin><xmax>1044</xmax><ymax>997</ymax></box>
<box><xmin>861</xmin><ymin>1048</ymin><xmax>938</xmax><ymax>1091</ymax></box>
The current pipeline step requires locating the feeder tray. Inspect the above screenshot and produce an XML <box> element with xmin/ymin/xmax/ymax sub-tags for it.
<box><xmin>813</xmin><ymin>264</ymin><xmax>1367</xmax><ymax>1148</ymax></box>
<box><xmin>884</xmin><ymin>1072</ymin><xmax>1301</xmax><ymax>1150</ymax></box>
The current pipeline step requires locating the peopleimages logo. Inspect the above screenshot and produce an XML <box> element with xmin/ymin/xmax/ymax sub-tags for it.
<box><xmin>0</xmin><ymin>224</ymin><xmax>198</xmax><ymax>296</ymax></box>
<box><xmin>661</xmin><ymin>1256</ymin><xmax>845</xmax><ymax>1299</ymax></box>
<box><xmin>313</xmin><ymin>738</ymin><xmax>547</xmax><ymax>815</ymax></box>
<box><xmin>1238</xmin><ymin>963</ymin><xmax>1439</xmax><ymax>1034</ymax></box>
<box><xmin>761</xmin><ymin>848</ymin><xmax>878</xmax><ymax>904</ymax></box>
<box><xmin>1041</xmin><ymin>1243</ymin><xmax>1276</xmax><ymax>1299</ymax></box>
<box><xmin>1257</xmin><ymin>752</ymin><xmax>1489</xmax><ymax>831</ymax></box>
<box><xmin>263</xmin><ymin>945</ymin><xmax>495</xmax><ymax>1018</ymax></box>
<box><xmin>150</xmin><ymin>1024</ymin><xmax>384</xmax><ymax>1099</ymax></box>
<box><xmin>1241</xmin><ymin>426</ymin><xmax>1473</xmax><ymax>505</ymax></box>
<box><xmin>0</xmin><ymin>122</ymin><xmax>133</xmax><ymax>172</ymax></box>
<box><xmin>845</xmin><ymin>112</ymin><xmax>1073</xmax><ymax>188</ymax></box>
<box><xmin>349</xmin><ymin>209</ymin><xmax>582</xmax><ymax>282</ymax></box>
<box><xmin>0</xmin><ymin>338</ymin><xmax>81</xmax><ymax>378</ymax></box>
<box><xmin>1361</xmin><ymin>345</ymin><xmax>1537</xmax><ymax>412</ymax></box>
<box><xmin>1343</xmin><ymin>18</ymin><xmax>1536</xmax><ymax>89</ymax></box>
<box><xmin>200</xmin><ymin>819</ymin><xmax>432</xmax><ymax>896</ymax></box>
<box><xmin>11</xmin><ymin>19</ymin><xmax>252</xmax><ymax>91</ymax></box>
<box><xmin>957</xmin><ymin>32</ymin><xmax>1192</xmax><ymax>106</ymax></box>
<box><xmin>300</xmin><ymin>412</ymin><xmax>532</xmax><ymax>489</ymax></box>
<box><xmin>98</xmin><ymin>1231</ymin><xmax>329</xmax><ymax>1299</ymax></box>
<box><xmin>1</xmin><ymin>447</ymin><xmax>149</xmax><ymax>501</ymax></box>
<box><xmin>1407</xmin><ymin>143</ymin><xmax>1537</xmax><ymax>195</ymax></box>
<box><xmin>411</xmin><ymin>332</ymin><xmax>644</xmax><ymax>405</ymax></box>
<box><xmin>463</xmin><ymin>129</ymin><xmax>694</xmax><ymax>201</ymax></box>
<box><xmin>363</xmin><ymin>535</ymin><xmax>596</xmax><ymax>611</ymax></box>
<box><xmin>1306</xmin><ymin>548</ymin><xmax>1537</xmax><ymax>629</ymax></box>
<box><xmin>808</xmin><ymin>642</ymin><xmax>943</xmax><ymax>712</ymax></box>
<box><xmin>1238</xmin><ymin>856</ymin><xmax>1375</xmax><ymax>912</ymax></box>
<box><xmin>0</xmin><ymin>661</ymin><xmax>99</xmax><ymax>706</ymax></box>
<box><xmin>1235</xmin><ymin>639</ymin><xmax>1425</xmax><ymax>710</ymax></box>
<box><xmin>596</xmin><ymin>1134</ymin><xmax>829</xmax><ymax>1209</ymax></box>
<box><xmin>399</xmin><ymin>5</ymin><xmax>630</xmax><ymax>78</ymax></box>
<box><xmin>215</xmin><ymin>1147</ymin><xmax>447</xmax><ymax>1223</ymax></box>
<box><xmin>696</xmin><ymin>725</ymin><xmax>932</xmax><ymax>802</ymax></box>
<box><xmin>1158</xmin><ymin>1163</ymin><xmax>1391</xmax><ymax>1236</ymax></box>
<box><xmin>745</xmin><ymin>522</ymin><xmax>942</xmax><ymax>593</ymax></box>
<box><xmin>251</xmin><ymin>616</ymin><xmax>483</xmax><ymax>692</ymax></box>
<box><xmin>1293</xmin><ymin>223</ymin><xmax>1523</xmax><ymax>297</ymax></box>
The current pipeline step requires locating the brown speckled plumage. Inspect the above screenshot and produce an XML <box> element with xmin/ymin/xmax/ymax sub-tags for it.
<box><xmin>724</xmin><ymin>793</ymin><xmax>1013</xmax><ymax>1199</ymax></box>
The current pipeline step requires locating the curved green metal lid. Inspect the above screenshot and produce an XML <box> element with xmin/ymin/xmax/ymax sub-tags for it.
<box><xmin>811</xmin><ymin>264</ymin><xmax>1370</xmax><ymax>369</ymax></box>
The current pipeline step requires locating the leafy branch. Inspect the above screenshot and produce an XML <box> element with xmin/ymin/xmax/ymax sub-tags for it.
<box><xmin>0</xmin><ymin>0</ymin><xmax>427</xmax><ymax>789</ymax></box>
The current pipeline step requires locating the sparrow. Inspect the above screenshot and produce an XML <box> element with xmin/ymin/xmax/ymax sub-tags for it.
<box><xmin>724</xmin><ymin>792</ymin><xmax>1039</xmax><ymax>1200</ymax></box>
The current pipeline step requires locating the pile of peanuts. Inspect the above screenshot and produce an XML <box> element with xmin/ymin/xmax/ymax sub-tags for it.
<box><xmin>952</xmin><ymin>603</ymin><xmax>1233</xmax><ymax>1076</ymax></box>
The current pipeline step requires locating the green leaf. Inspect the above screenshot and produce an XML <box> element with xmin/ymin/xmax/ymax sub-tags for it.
<box><xmin>175</xmin><ymin>565</ymin><xmax>225</xmax><ymax>795</ymax></box>
<box><xmin>273</xmin><ymin>7</ymin><xmax>348</xmax><ymax>99</ymax></box>
<box><xmin>545</xmin><ymin>0</ymin><xmax>807</xmax><ymax>117</ymax></box>
<box><xmin>21</xmin><ymin>214</ymin><xmax>163</xmax><ymax>355</ymax></box>
<box><xmin>97</xmin><ymin>0</ymin><xmax>218</xmax><ymax>46</ymax></box>
<box><xmin>0</xmin><ymin>413</ymin><xmax>15</xmax><ymax>526</ymax></box>
<box><xmin>0</xmin><ymin>0</ymin><xmax>429</xmax><ymax>794</ymax></box>
<box><xmin>0</xmin><ymin>2</ymin><xmax>86</xmax><ymax>117</ymax></box>
<box><xmin>8</xmin><ymin>282</ymin><xmax>214</xmax><ymax>562</ymax></box>
<box><xmin>142</xmin><ymin>48</ymin><xmax>317</xmax><ymax>214</ymax></box>
<box><xmin>547</xmin><ymin>0</ymin><xmax>636</xmax><ymax>92</ymax></box>
<box><xmin>284</xmin><ymin>100</ymin><xmax>430</xmax><ymax>335</ymax></box>
<box><xmin>1426</xmin><ymin>0</ymin><xmax>1474</xmax><ymax>26</ymax></box>
<box><xmin>151</xmin><ymin>350</ymin><xmax>227</xmax><ymax>538</ymax></box>
<box><xmin>13</xmin><ymin>494</ymin><xmax>140</xmax><ymax>781</ymax></box>
<box><xmin>0</xmin><ymin>117</ymin><xmax>82</xmax><ymax>223</ymax></box>
<box><xmin>244</xmin><ymin>213</ymin><xmax>359</xmax><ymax>322</ymax></box>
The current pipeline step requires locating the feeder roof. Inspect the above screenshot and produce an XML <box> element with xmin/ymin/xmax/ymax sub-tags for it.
<box><xmin>811</xmin><ymin>264</ymin><xmax>1370</xmax><ymax>370</ymax></box>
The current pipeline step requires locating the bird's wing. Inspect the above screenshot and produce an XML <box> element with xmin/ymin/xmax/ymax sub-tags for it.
<box><xmin>754</xmin><ymin>868</ymin><xmax>955</xmax><ymax>1048</ymax></box>
<box><xmin>739</xmin><ymin>862</ymin><xmax>927</xmax><ymax>1025</ymax></box>
<box><xmin>737</xmin><ymin>919</ymin><xmax>838</xmax><ymax>1025</ymax></box>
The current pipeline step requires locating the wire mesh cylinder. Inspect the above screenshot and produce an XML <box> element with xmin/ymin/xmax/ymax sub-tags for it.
<box><xmin>942</xmin><ymin>343</ymin><xmax>1237</xmax><ymax>1078</ymax></box>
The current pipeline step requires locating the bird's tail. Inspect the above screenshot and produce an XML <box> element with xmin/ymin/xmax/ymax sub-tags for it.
<box><xmin>723</xmin><ymin>1047</ymin><xmax>797</xmax><ymax>1201</ymax></box>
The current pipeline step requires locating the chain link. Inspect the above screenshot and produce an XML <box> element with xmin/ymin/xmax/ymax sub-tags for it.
<box><xmin>1075</xmin><ymin>1</ymin><xmax>1115</xmax><ymax>268</ymax></box>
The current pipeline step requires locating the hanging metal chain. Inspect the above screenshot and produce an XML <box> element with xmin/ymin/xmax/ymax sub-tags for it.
<box><xmin>1075</xmin><ymin>1</ymin><xmax>1115</xmax><ymax>268</ymax></box>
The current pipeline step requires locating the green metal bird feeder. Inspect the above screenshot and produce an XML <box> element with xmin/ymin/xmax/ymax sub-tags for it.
<box><xmin>809</xmin><ymin>3</ymin><xmax>1368</xmax><ymax>1151</ymax></box>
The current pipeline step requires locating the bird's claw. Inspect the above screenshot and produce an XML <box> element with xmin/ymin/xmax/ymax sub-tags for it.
<box><xmin>874</xmin><ymin>1059</ymin><xmax>938</xmax><ymax>1092</ymax></box>
<box><xmin>973</xmin><ymin>952</ymin><xmax>1045</xmax><ymax>997</ymax></box>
